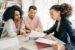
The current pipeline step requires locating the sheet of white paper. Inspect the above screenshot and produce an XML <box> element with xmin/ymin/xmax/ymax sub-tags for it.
<box><xmin>36</xmin><ymin>38</ymin><xmax>56</xmax><ymax>45</ymax></box>
<box><xmin>0</xmin><ymin>37</ymin><xmax>19</xmax><ymax>49</ymax></box>
<box><xmin>29</xmin><ymin>30</ymin><xmax>46</xmax><ymax>38</ymax></box>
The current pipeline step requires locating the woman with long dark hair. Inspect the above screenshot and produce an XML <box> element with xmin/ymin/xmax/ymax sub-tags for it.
<box><xmin>1</xmin><ymin>5</ymin><xmax>23</xmax><ymax>38</ymax></box>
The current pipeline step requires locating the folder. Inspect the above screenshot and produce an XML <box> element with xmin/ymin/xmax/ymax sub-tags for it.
<box><xmin>34</xmin><ymin>36</ymin><xmax>56</xmax><ymax>49</ymax></box>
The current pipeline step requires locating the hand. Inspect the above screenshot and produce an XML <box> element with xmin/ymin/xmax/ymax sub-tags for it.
<box><xmin>52</xmin><ymin>43</ymin><xmax>58</xmax><ymax>50</ymax></box>
<box><xmin>60</xmin><ymin>44</ymin><xmax>66</xmax><ymax>50</ymax></box>
<box><xmin>26</xmin><ymin>29</ymin><xmax>31</xmax><ymax>33</ymax></box>
<box><xmin>52</xmin><ymin>43</ymin><xmax>66</xmax><ymax>50</ymax></box>
<box><xmin>21</xmin><ymin>32</ymin><xmax>27</xmax><ymax>36</ymax></box>
<box><xmin>23</xmin><ymin>33</ymin><xmax>27</xmax><ymax>36</ymax></box>
<box><xmin>16</xmin><ymin>31</ymin><xmax>20</xmax><ymax>35</ymax></box>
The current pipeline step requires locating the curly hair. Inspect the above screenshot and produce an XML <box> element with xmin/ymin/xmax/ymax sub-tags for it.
<box><xmin>3</xmin><ymin>5</ymin><xmax>23</xmax><ymax>21</ymax></box>
<box><xmin>60</xmin><ymin>3</ymin><xmax>73</xmax><ymax>17</ymax></box>
<box><xmin>50</xmin><ymin>3</ymin><xmax>73</xmax><ymax>18</ymax></box>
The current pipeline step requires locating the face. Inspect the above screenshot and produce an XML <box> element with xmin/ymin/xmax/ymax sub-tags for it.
<box><xmin>28</xmin><ymin>9</ymin><xmax>37</xmax><ymax>19</ymax></box>
<box><xmin>14</xmin><ymin>10</ymin><xmax>20</xmax><ymax>20</ymax></box>
<box><xmin>50</xmin><ymin>9</ymin><xmax>60</xmax><ymax>20</ymax></box>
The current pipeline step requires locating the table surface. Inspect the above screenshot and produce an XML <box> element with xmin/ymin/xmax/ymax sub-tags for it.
<box><xmin>0</xmin><ymin>35</ymin><xmax>65</xmax><ymax>50</ymax></box>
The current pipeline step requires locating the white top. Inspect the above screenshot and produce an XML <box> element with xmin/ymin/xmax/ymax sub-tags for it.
<box><xmin>1</xmin><ymin>19</ymin><xmax>17</xmax><ymax>38</ymax></box>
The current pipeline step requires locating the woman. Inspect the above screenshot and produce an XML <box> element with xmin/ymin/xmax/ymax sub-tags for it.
<box><xmin>1</xmin><ymin>5</ymin><xmax>23</xmax><ymax>38</ymax></box>
<box><xmin>44</xmin><ymin>3</ymin><xmax>75</xmax><ymax>50</ymax></box>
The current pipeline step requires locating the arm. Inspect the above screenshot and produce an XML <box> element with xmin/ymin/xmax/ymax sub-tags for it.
<box><xmin>6</xmin><ymin>20</ymin><xmax>17</xmax><ymax>37</ymax></box>
<box><xmin>66</xmin><ymin>24</ymin><xmax>75</xmax><ymax>42</ymax></box>
<box><xmin>43</xmin><ymin>26</ymin><xmax>55</xmax><ymax>35</ymax></box>
<box><xmin>64</xmin><ymin>24</ymin><xmax>75</xmax><ymax>50</ymax></box>
<box><xmin>43</xmin><ymin>23</ymin><xmax>56</xmax><ymax>35</ymax></box>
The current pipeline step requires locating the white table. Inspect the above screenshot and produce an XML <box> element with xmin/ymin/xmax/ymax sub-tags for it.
<box><xmin>0</xmin><ymin>35</ymin><xmax>65</xmax><ymax>50</ymax></box>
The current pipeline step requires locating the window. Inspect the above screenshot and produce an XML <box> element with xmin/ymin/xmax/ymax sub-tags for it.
<box><xmin>70</xmin><ymin>0</ymin><xmax>75</xmax><ymax>29</ymax></box>
<box><xmin>22</xmin><ymin>0</ymin><xmax>33</xmax><ymax>16</ymax></box>
<box><xmin>22</xmin><ymin>0</ymin><xmax>75</xmax><ymax>30</ymax></box>
<box><xmin>35</xmin><ymin>0</ymin><xmax>58</xmax><ymax>30</ymax></box>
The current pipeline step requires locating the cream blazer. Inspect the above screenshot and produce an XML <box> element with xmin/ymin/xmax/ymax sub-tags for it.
<box><xmin>1</xmin><ymin>19</ymin><xmax>17</xmax><ymax>38</ymax></box>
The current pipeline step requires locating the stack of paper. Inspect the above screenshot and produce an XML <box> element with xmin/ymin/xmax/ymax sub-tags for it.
<box><xmin>36</xmin><ymin>38</ymin><xmax>57</xmax><ymax>45</ymax></box>
<box><xmin>29</xmin><ymin>30</ymin><xmax>46</xmax><ymax>38</ymax></box>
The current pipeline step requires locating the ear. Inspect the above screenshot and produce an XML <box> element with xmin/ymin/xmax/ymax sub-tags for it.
<box><xmin>58</xmin><ymin>11</ymin><xmax>60</xmax><ymax>13</ymax></box>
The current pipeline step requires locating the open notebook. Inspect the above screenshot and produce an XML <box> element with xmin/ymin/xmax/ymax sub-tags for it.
<box><xmin>29</xmin><ymin>30</ymin><xmax>46</xmax><ymax>38</ymax></box>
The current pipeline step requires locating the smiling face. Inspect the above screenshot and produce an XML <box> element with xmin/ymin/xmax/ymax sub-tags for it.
<box><xmin>28</xmin><ymin>9</ymin><xmax>37</xmax><ymax>19</ymax></box>
<box><xmin>50</xmin><ymin>9</ymin><xmax>60</xmax><ymax>20</ymax></box>
<box><xmin>14</xmin><ymin>10</ymin><xmax>20</xmax><ymax>20</ymax></box>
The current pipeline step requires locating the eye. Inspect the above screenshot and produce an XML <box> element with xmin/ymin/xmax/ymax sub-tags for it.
<box><xmin>15</xmin><ymin>14</ymin><xmax>18</xmax><ymax>16</ymax></box>
<box><xmin>50</xmin><ymin>13</ymin><xmax>53</xmax><ymax>15</ymax></box>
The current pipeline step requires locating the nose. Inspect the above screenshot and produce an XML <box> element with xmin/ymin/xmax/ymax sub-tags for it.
<box><xmin>31</xmin><ymin>14</ymin><xmax>34</xmax><ymax>16</ymax></box>
<box><xmin>17</xmin><ymin>15</ymin><xmax>20</xmax><ymax>19</ymax></box>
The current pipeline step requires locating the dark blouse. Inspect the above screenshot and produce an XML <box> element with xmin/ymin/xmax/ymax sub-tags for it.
<box><xmin>44</xmin><ymin>17</ymin><xmax>75</xmax><ymax>50</ymax></box>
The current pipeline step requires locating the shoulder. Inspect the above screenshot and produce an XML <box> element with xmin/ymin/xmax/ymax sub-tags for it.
<box><xmin>35</xmin><ymin>15</ymin><xmax>40</xmax><ymax>20</ymax></box>
<box><xmin>36</xmin><ymin>15</ymin><xmax>40</xmax><ymax>18</ymax></box>
<box><xmin>4</xmin><ymin>19</ymin><xmax>15</xmax><ymax>27</ymax></box>
<box><xmin>5</xmin><ymin>19</ymin><xmax>14</xmax><ymax>24</ymax></box>
<box><xmin>61</xmin><ymin>17</ymin><xmax>72</xmax><ymax>26</ymax></box>
<box><xmin>62</xmin><ymin>18</ymin><xmax>73</xmax><ymax>31</ymax></box>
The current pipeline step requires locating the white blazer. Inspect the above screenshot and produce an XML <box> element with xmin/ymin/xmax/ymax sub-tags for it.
<box><xmin>1</xmin><ymin>19</ymin><xmax>17</xmax><ymax>38</ymax></box>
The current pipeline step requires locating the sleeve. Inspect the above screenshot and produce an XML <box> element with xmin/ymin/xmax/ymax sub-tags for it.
<box><xmin>35</xmin><ymin>17</ymin><xmax>43</xmax><ymax>32</ymax></box>
<box><xmin>20</xmin><ymin>17</ymin><xmax>26</xmax><ymax>34</ymax></box>
<box><xmin>64</xmin><ymin>43</ymin><xmax>73</xmax><ymax>50</ymax></box>
<box><xmin>1</xmin><ymin>25</ymin><xmax>7</xmax><ymax>38</ymax></box>
<box><xmin>66</xmin><ymin>24</ymin><xmax>75</xmax><ymax>42</ymax></box>
<box><xmin>6</xmin><ymin>20</ymin><xmax>17</xmax><ymax>37</ymax></box>
<box><xmin>43</xmin><ymin>24</ymin><xmax>56</xmax><ymax>35</ymax></box>
<box><xmin>64</xmin><ymin>24</ymin><xmax>75</xmax><ymax>50</ymax></box>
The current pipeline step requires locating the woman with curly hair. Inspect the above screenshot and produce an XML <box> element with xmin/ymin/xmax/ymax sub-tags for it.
<box><xmin>44</xmin><ymin>3</ymin><xmax>75</xmax><ymax>50</ymax></box>
<box><xmin>1</xmin><ymin>5</ymin><xmax>23</xmax><ymax>38</ymax></box>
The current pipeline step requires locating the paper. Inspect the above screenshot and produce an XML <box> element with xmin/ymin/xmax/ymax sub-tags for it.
<box><xmin>0</xmin><ymin>37</ymin><xmax>19</xmax><ymax>49</ymax></box>
<box><xmin>36</xmin><ymin>38</ymin><xmax>56</xmax><ymax>45</ymax></box>
<box><xmin>21</xmin><ymin>36</ymin><xmax>29</xmax><ymax>42</ymax></box>
<box><xmin>29</xmin><ymin>30</ymin><xmax>46</xmax><ymax>38</ymax></box>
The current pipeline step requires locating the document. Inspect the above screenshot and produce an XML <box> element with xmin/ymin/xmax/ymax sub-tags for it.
<box><xmin>36</xmin><ymin>38</ymin><xmax>57</xmax><ymax>45</ymax></box>
<box><xmin>0</xmin><ymin>37</ymin><xmax>19</xmax><ymax>49</ymax></box>
<box><xmin>29</xmin><ymin>30</ymin><xmax>46</xmax><ymax>38</ymax></box>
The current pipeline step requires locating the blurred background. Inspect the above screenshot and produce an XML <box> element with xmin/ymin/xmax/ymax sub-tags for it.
<box><xmin>0</xmin><ymin>0</ymin><xmax>75</xmax><ymax>30</ymax></box>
